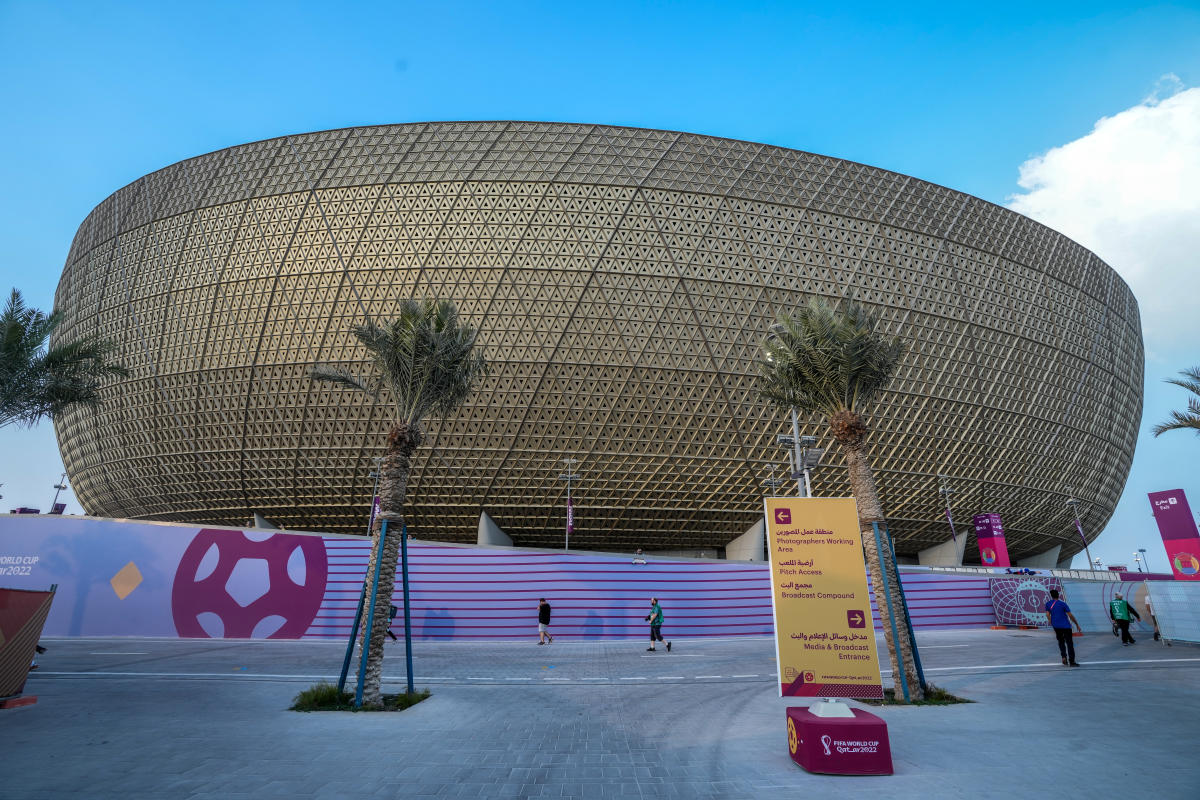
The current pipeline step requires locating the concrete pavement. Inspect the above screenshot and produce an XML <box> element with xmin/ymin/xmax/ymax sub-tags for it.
<box><xmin>3</xmin><ymin>629</ymin><xmax>1198</xmax><ymax>799</ymax></box>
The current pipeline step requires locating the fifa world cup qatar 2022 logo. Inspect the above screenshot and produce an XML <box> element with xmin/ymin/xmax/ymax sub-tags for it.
<box><xmin>172</xmin><ymin>530</ymin><xmax>328</xmax><ymax>639</ymax></box>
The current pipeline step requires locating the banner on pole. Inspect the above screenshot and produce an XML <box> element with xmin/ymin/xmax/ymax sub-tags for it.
<box><xmin>1148</xmin><ymin>489</ymin><xmax>1200</xmax><ymax>580</ymax></box>
<box><xmin>368</xmin><ymin>496</ymin><xmax>381</xmax><ymax>531</ymax></box>
<box><xmin>567</xmin><ymin>498</ymin><xmax>574</xmax><ymax>534</ymax></box>
<box><xmin>973</xmin><ymin>513</ymin><xmax>1011</xmax><ymax>567</ymax></box>
<box><xmin>765</xmin><ymin>497</ymin><xmax>883</xmax><ymax>699</ymax></box>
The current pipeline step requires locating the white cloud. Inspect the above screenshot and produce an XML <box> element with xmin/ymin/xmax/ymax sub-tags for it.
<box><xmin>1007</xmin><ymin>78</ymin><xmax>1200</xmax><ymax>355</ymax></box>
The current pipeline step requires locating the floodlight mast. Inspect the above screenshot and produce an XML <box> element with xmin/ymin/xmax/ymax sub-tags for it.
<box><xmin>1065</xmin><ymin>490</ymin><xmax>1095</xmax><ymax>570</ymax></box>
<box><xmin>50</xmin><ymin>472</ymin><xmax>68</xmax><ymax>512</ymax></box>
<box><xmin>937</xmin><ymin>474</ymin><xmax>957</xmax><ymax>543</ymax></box>
<box><xmin>558</xmin><ymin>458</ymin><xmax>581</xmax><ymax>551</ymax></box>
<box><xmin>776</xmin><ymin>429</ymin><xmax>821</xmax><ymax>498</ymax></box>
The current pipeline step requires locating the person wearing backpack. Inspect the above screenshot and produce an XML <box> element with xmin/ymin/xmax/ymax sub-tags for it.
<box><xmin>1109</xmin><ymin>592</ymin><xmax>1141</xmax><ymax>646</ymax></box>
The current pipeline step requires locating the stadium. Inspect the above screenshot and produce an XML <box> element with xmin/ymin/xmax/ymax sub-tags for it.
<box><xmin>51</xmin><ymin>122</ymin><xmax>1142</xmax><ymax>564</ymax></box>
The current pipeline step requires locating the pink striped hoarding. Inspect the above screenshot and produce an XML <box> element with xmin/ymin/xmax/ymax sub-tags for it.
<box><xmin>0</xmin><ymin>515</ymin><xmax>996</xmax><ymax>639</ymax></box>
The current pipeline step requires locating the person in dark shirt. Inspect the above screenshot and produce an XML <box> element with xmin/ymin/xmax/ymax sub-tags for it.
<box><xmin>1044</xmin><ymin>589</ymin><xmax>1083</xmax><ymax>666</ymax></box>
<box><xmin>538</xmin><ymin>598</ymin><xmax>554</xmax><ymax>645</ymax></box>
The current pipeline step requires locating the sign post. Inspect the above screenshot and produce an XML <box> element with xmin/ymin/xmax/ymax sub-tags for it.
<box><xmin>1148</xmin><ymin>489</ymin><xmax>1200</xmax><ymax>580</ymax></box>
<box><xmin>973</xmin><ymin>513</ymin><xmax>1011</xmax><ymax>568</ymax></box>
<box><xmin>765</xmin><ymin>497</ymin><xmax>883</xmax><ymax>699</ymax></box>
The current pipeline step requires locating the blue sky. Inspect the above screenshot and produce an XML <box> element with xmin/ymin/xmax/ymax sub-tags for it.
<box><xmin>3</xmin><ymin>1</ymin><xmax>1199</xmax><ymax>570</ymax></box>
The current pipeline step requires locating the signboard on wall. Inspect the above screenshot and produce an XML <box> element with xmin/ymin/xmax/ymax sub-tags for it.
<box><xmin>765</xmin><ymin>497</ymin><xmax>883</xmax><ymax>699</ymax></box>
<box><xmin>1148</xmin><ymin>489</ymin><xmax>1200</xmax><ymax>580</ymax></box>
<box><xmin>973</xmin><ymin>513</ymin><xmax>1011</xmax><ymax>568</ymax></box>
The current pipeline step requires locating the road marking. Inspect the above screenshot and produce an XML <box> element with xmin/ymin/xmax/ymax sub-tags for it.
<box><xmin>921</xmin><ymin>645</ymin><xmax>969</xmax><ymax>649</ymax></box>
<box><xmin>641</xmin><ymin>653</ymin><xmax>703</xmax><ymax>657</ymax></box>
<box><xmin>881</xmin><ymin>657</ymin><xmax>1200</xmax><ymax>674</ymax></box>
<box><xmin>620</xmin><ymin>677</ymin><xmax>647</xmax><ymax>680</ymax></box>
<box><xmin>505</xmin><ymin>677</ymin><xmax>532</xmax><ymax>681</ymax></box>
<box><xmin>89</xmin><ymin>652</ymin><xmax>149</xmax><ymax>655</ymax></box>
<box><xmin>731</xmin><ymin>674</ymin><xmax>758</xmax><ymax>678</ymax></box>
<box><xmin>33</xmin><ymin>657</ymin><xmax>1200</xmax><ymax>684</ymax></box>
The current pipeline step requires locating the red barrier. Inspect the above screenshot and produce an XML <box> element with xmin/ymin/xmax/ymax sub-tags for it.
<box><xmin>787</xmin><ymin>705</ymin><xmax>893</xmax><ymax>775</ymax></box>
<box><xmin>0</xmin><ymin>587</ymin><xmax>56</xmax><ymax>705</ymax></box>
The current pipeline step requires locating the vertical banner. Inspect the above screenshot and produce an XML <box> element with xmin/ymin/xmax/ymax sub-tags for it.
<box><xmin>1148</xmin><ymin>489</ymin><xmax>1200</xmax><ymax>580</ymax></box>
<box><xmin>945</xmin><ymin>508</ymin><xmax>958</xmax><ymax>542</ymax></box>
<box><xmin>973</xmin><ymin>513</ymin><xmax>1011</xmax><ymax>567</ymax></box>
<box><xmin>368</xmin><ymin>496</ymin><xmax>381</xmax><ymax>531</ymax></box>
<box><xmin>567</xmin><ymin>498</ymin><xmax>575</xmax><ymax>534</ymax></box>
<box><xmin>765</xmin><ymin>497</ymin><xmax>883</xmax><ymax>699</ymax></box>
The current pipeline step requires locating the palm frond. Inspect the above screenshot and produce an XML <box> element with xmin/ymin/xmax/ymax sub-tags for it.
<box><xmin>310</xmin><ymin>364</ymin><xmax>373</xmax><ymax>394</ymax></box>
<box><xmin>757</xmin><ymin>297</ymin><xmax>904</xmax><ymax>419</ymax></box>
<box><xmin>313</xmin><ymin>298</ymin><xmax>487</xmax><ymax>432</ymax></box>
<box><xmin>1152</xmin><ymin>394</ymin><xmax>1200</xmax><ymax>437</ymax></box>
<box><xmin>1154</xmin><ymin>367</ymin><xmax>1200</xmax><ymax>438</ymax></box>
<box><xmin>1</xmin><ymin>289</ymin><xmax>127</xmax><ymax>428</ymax></box>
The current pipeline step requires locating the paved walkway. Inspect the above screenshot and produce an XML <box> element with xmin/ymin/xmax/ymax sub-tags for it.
<box><xmin>5</xmin><ymin>630</ymin><xmax>1198</xmax><ymax>798</ymax></box>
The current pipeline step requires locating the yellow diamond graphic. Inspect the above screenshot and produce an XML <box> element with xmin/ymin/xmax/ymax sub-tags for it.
<box><xmin>110</xmin><ymin>562</ymin><xmax>143</xmax><ymax>600</ymax></box>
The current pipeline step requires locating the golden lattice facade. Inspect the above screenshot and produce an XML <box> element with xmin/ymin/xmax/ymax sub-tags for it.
<box><xmin>52</xmin><ymin>122</ymin><xmax>1142</xmax><ymax>562</ymax></box>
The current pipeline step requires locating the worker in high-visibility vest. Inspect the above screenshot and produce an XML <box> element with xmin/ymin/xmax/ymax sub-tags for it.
<box><xmin>1109</xmin><ymin>592</ymin><xmax>1141</xmax><ymax>646</ymax></box>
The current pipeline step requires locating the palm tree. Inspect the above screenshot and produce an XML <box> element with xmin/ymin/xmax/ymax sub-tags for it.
<box><xmin>1152</xmin><ymin>367</ymin><xmax>1200</xmax><ymax>438</ymax></box>
<box><xmin>1</xmin><ymin>288</ymin><xmax>127</xmax><ymax>429</ymax></box>
<box><xmin>312</xmin><ymin>299</ymin><xmax>486</xmax><ymax>706</ymax></box>
<box><xmin>757</xmin><ymin>296</ymin><xmax>923</xmax><ymax>701</ymax></box>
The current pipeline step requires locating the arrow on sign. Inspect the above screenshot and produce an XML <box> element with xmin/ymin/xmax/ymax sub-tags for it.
<box><xmin>847</xmin><ymin>610</ymin><xmax>866</xmax><ymax>628</ymax></box>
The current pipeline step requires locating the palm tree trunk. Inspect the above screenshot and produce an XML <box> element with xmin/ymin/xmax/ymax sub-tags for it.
<box><xmin>357</xmin><ymin>421</ymin><xmax>422</xmax><ymax>706</ymax></box>
<box><xmin>841</xmin><ymin>435</ymin><xmax>924</xmax><ymax>702</ymax></box>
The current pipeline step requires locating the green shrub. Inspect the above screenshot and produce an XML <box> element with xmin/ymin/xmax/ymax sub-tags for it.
<box><xmin>290</xmin><ymin>682</ymin><xmax>430</xmax><ymax>712</ymax></box>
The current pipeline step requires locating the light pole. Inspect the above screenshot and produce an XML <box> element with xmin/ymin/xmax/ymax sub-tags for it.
<box><xmin>1065</xmin><ymin>493</ymin><xmax>1095</xmax><ymax>570</ymax></box>
<box><xmin>937</xmin><ymin>474</ymin><xmax>958</xmax><ymax>543</ymax></box>
<box><xmin>1138</xmin><ymin>547</ymin><xmax>1153</xmax><ymax>573</ymax></box>
<box><xmin>50</xmin><ymin>472</ymin><xmax>68</xmax><ymax>512</ymax></box>
<box><xmin>558</xmin><ymin>458</ymin><xmax>580</xmax><ymax>551</ymax></box>
<box><xmin>366</xmin><ymin>456</ymin><xmax>384</xmax><ymax>535</ymax></box>
<box><xmin>1132</xmin><ymin>553</ymin><xmax>1144</xmax><ymax>572</ymax></box>
<box><xmin>1093</xmin><ymin>556</ymin><xmax>1103</xmax><ymax>571</ymax></box>
<box><xmin>776</xmin><ymin>433</ymin><xmax>821</xmax><ymax>497</ymax></box>
<box><xmin>763</xmin><ymin>476</ymin><xmax>785</xmax><ymax>497</ymax></box>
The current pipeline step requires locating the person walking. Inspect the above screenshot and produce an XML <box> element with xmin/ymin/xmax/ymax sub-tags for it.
<box><xmin>646</xmin><ymin>597</ymin><xmax>671</xmax><ymax>652</ymax></box>
<box><xmin>1044</xmin><ymin>589</ymin><xmax>1082</xmax><ymax>666</ymax></box>
<box><xmin>538</xmin><ymin>598</ymin><xmax>554</xmax><ymax>645</ymax></box>
<box><xmin>1109</xmin><ymin>592</ymin><xmax>1141</xmax><ymax>646</ymax></box>
<box><xmin>386</xmin><ymin>604</ymin><xmax>399</xmax><ymax>641</ymax></box>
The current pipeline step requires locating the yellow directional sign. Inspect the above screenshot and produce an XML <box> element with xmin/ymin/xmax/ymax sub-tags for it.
<box><xmin>765</xmin><ymin>497</ymin><xmax>883</xmax><ymax>698</ymax></box>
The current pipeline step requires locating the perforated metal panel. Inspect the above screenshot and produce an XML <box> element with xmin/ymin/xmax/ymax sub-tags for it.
<box><xmin>51</xmin><ymin>122</ymin><xmax>1143</xmax><ymax>561</ymax></box>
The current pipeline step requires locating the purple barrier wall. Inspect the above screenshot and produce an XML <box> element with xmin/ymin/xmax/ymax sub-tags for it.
<box><xmin>0</xmin><ymin>516</ymin><xmax>995</xmax><ymax>640</ymax></box>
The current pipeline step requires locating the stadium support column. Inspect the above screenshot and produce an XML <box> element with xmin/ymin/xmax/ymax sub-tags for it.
<box><xmin>726</xmin><ymin>519</ymin><xmax>765</xmax><ymax>561</ymax></box>
<box><xmin>477</xmin><ymin>511</ymin><xmax>514</xmax><ymax>547</ymax></box>
<box><xmin>1018</xmin><ymin>545</ymin><xmax>1061</xmax><ymax>568</ymax></box>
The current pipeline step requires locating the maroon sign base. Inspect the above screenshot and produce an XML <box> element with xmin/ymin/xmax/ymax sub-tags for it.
<box><xmin>786</xmin><ymin>706</ymin><xmax>893</xmax><ymax>775</ymax></box>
